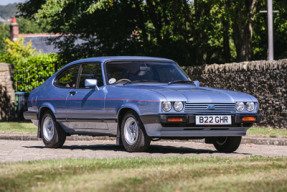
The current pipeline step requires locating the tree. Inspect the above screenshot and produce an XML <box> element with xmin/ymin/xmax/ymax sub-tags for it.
<box><xmin>0</xmin><ymin>24</ymin><xmax>9</xmax><ymax>51</ymax></box>
<box><xmin>17</xmin><ymin>0</ymin><xmax>203</xmax><ymax>65</ymax></box>
<box><xmin>17</xmin><ymin>0</ymin><xmax>287</xmax><ymax>65</ymax></box>
<box><xmin>18</xmin><ymin>0</ymin><xmax>141</xmax><ymax>65</ymax></box>
<box><xmin>18</xmin><ymin>17</ymin><xmax>51</xmax><ymax>34</ymax></box>
<box><xmin>227</xmin><ymin>0</ymin><xmax>258</xmax><ymax>62</ymax></box>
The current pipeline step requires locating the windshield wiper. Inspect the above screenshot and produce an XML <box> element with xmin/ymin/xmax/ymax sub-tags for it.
<box><xmin>124</xmin><ymin>80</ymin><xmax>158</xmax><ymax>85</ymax></box>
<box><xmin>168</xmin><ymin>80</ymin><xmax>194</xmax><ymax>85</ymax></box>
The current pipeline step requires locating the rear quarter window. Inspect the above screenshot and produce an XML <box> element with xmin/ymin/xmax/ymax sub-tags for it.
<box><xmin>55</xmin><ymin>65</ymin><xmax>80</xmax><ymax>88</ymax></box>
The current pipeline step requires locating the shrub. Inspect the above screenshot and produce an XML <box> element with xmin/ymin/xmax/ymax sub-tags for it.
<box><xmin>0</xmin><ymin>37</ymin><xmax>59</xmax><ymax>92</ymax></box>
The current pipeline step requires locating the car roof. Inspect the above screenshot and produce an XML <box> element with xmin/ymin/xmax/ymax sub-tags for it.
<box><xmin>64</xmin><ymin>56</ymin><xmax>174</xmax><ymax>68</ymax></box>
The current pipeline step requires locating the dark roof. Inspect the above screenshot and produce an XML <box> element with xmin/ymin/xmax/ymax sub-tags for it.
<box><xmin>21</xmin><ymin>34</ymin><xmax>88</xmax><ymax>54</ymax></box>
<box><xmin>23</xmin><ymin>36</ymin><xmax>58</xmax><ymax>54</ymax></box>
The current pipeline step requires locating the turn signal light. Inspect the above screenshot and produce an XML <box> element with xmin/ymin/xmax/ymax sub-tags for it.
<box><xmin>167</xmin><ymin>117</ymin><xmax>183</xmax><ymax>122</ymax></box>
<box><xmin>242</xmin><ymin>117</ymin><xmax>256</xmax><ymax>121</ymax></box>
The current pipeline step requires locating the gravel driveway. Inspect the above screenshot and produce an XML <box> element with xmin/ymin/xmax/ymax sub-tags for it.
<box><xmin>1</xmin><ymin>140</ymin><xmax>287</xmax><ymax>163</ymax></box>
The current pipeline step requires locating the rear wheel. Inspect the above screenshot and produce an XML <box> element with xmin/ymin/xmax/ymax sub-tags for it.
<box><xmin>213</xmin><ymin>136</ymin><xmax>242</xmax><ymax>153</ymax></box>
<box><xmin>41</xmin><ymin>110</ymin><xmax>66</xmax><ymax>148</ymax></box>
<box><xmin>121</xmin><ymin>111</ymin><xmax>151</xmax><ymax>152</ymax></box>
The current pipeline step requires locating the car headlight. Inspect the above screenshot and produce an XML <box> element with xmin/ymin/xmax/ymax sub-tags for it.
<box><xmin>236</xmin><ymin>102</ymin><xmax>244</xmax><ymax>112</ymax></box>
<box><xmin>162</xmin><ymin>101</ymin><xmax>172</xmax><ymax>112</ymax></box>
<box><xmin>246</xmin><ymin>102</ymin><xmax>255</xmax><ymax>112</ymax></box>
<box><xmin>174</xmin><ymin>101</ymin><xmax>184</xmax><ymax>112</ymax></box>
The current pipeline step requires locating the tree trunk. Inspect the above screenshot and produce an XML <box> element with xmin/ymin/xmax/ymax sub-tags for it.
<box><xmin>192</xmin><ymin>0</ymin><xmax>210</xmax><ymax>64</ymax></box>
<box><xmin>223</xmin><ymin>2</ymin><xmax>230</xmax><ymax>63</ymax></box>
<box><xmin>230</xmin><ymin>0</ymin><xmax>258</xmax><ymax>62</ymax></box>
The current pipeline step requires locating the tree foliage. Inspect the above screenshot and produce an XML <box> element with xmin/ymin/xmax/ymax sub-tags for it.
<box><xmin>17</xmin><ymin>17</ymin><xmax>51</xmax><ymax>34</ymax></box>
<box><xmin>17</xmin><ymin>0</ymin><xmax>287</xmax><ymax>66</ymax></box>
<box><xmin>0</xmin><ymin>24</ymin><xmax>9</xmax><ymax>51</ymax></box>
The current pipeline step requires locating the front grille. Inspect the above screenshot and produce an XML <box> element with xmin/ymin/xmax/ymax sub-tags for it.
<box><xmin>184</xmin><ymin>103</ymin><xmax>235</xmax><ymax>114</ymax></box>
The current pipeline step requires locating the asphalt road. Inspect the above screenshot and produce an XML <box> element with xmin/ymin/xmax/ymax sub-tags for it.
<box><xmin>1</xmin><ymin>140</ymin><xmax>287</xmax><ymax>163</ymax></box>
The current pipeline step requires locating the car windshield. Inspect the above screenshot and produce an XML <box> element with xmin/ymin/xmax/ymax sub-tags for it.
<box><xmin>105</xmin><ymin>61</ymin><xmax>190</xmax><ymax>84</ymax></box>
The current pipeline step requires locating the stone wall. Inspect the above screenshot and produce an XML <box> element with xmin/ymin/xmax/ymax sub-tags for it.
<box><xmin>0</xmin><ymin>63</ymin><xmax>15</xmax><ymax>121</ymax></box>
<box><xmin>183</xmin><ymin>59</ymin><xmax>287</xmax><ymax>128</ymax></box>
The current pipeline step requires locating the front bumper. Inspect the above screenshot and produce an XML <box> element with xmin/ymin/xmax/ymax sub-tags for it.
<box><xmin>141</xmin><ymin>114</ymin><xmax>262</xmax><ymax>124</ymax></box>
<box><xmin>140</xmin><ymin>114</ymin><xmax>262</xmax><ymax>138</ymax></box>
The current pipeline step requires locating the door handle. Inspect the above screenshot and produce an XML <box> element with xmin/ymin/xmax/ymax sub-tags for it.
<box><xmin>69</xmin><ymin>91</ymin><xmax>77</xmax><ymax>96</ymax></box>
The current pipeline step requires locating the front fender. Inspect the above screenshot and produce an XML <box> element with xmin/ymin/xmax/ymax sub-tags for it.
<box><xmin>117</xmin><ymin>103</ymin><xmax>142</xmax><ymax>118</ymax></box>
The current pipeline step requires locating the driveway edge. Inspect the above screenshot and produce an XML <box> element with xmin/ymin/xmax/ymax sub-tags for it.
<box><xmin>0</xmin><ymin>134</ymin><xmax>287</xmax><ymax>146</ymax></box>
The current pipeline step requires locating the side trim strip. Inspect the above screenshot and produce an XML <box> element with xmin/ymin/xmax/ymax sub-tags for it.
<box><xmin>23</xmin><ymin>111</ymin><xmax>38</xmax><ymax>120</ymax></box>
<box><xmin>56</xmin><ymin>118</ymin><xmax>117</xmax><ymax>123</ymax></box>
<box><xmin>28</xmin><ymin>99</ymin><xmax>160</xmax><ymax>102</ymax></box>
<box><xmin>56</xmin><ymin>118</ymin><xmax>66</xmax><ymax>122</ymax></box>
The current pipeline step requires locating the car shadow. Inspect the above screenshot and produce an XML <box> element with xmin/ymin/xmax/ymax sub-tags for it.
<box><xmin>23</xmin><ymin>143</ymin><xmax>248</xmax><ymax>155</ymax></box>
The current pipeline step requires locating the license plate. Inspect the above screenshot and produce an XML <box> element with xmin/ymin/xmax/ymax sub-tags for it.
<box><xmin>196</xmin><ymin>115</ymin><xmax>232</xmax><ymax>125</ymax></box>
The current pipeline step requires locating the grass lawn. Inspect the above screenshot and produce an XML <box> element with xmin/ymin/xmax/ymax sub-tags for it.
<box><xmin>0</xmin><ymin>122</ymin><xmax>287</xmax><ymax>138</ymax></box>
<box><xmin>0</xmin><ymin>156</ymin><xmax>287</xmax><ymax>192</ymax></box>
<box><xmin>0</xmin><ymin>122</ymin><xmax>37</xmax><ymax>134</ymax></box>
<box><xmin>247</xmin><ymin>127</ymin><xmax>287</xmax><ymax>138</ymax></box>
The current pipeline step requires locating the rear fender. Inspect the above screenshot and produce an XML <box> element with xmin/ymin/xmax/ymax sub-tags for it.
<box><xmin>37</xmin><ymin>103</ymin><xmax>56</xmax><ymax>138</ymax></box>
<box><xmin>38</xmin><ymin>102</ymin><xmax>56</xmax><ymax>119</ymax></box>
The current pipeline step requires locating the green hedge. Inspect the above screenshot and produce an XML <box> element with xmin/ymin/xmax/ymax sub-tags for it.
<box><xmin>0</xmin><ymin>37</ymin><xmax>59</xmax><ymax>92</ymax></box>
<box><xmin>14</xmin><ymin>54</ymin><xmax>58</xmax><ymax>92</ymax></box>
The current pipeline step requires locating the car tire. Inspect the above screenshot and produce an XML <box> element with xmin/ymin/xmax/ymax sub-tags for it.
<box><xmin>213</xmin><ymin>136</ymin><xmax>242</xmax><ymax>153</ymax></box>
<box><xmin>41</xmin><ymin>110</ymin><xmax>66</xmax><ymax>148</ymax></box>
<box><xmin>121</xmin><ymin>110</ymin><xmax>151</xmax><ymax>152</ymax></box>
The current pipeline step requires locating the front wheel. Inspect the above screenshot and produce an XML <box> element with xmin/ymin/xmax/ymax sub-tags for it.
<box><xmin>213</xmin><ymin>136</ymin><xmax>242</xmax><ymax>153</ymax></box>
<box><xmin>41</xmin><ymin>110</ymin><xmax>66</xmax><ymax>148</ymax></box>
<box><xmin>121</xmin><ymin>111</ymin><xmax>151</xmax><ymax>152</ymax></box>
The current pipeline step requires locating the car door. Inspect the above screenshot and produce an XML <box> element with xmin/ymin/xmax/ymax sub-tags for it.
<box><xmin>65</xmin><ymin>62</ymin><xmax>107</xmax><ymax>133</ymax></box>
<box><xmin>53</xmin><ymin>64</ymin><xmax>80</xmax><ymax>120</ymax></box>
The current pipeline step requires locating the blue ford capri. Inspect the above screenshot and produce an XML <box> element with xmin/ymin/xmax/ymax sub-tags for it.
<box><xmin>24</xmin><ymin>56</ymin><xmax>261</xmax><ymax>152</ymax></box>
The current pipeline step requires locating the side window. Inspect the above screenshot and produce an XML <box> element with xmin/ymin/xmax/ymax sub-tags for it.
<box><xmin>79</xmin><ymin>63</ymin><xmax>104</xmax><ymax>88</ymax></box>
<box><xmin>56</xmin><ymin>65</ymin><xmax>79</xmax><ymax>88</ymax></box>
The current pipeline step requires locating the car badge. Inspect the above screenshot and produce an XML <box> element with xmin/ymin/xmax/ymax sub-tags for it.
<box><xmin>207</xmin><ymin>105</ymin><xmax>215</xmax><ymax>110</ymax></box>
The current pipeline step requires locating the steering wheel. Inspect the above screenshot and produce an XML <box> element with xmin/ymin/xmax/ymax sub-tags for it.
<box><xmin>114</xmin><ymin>79</ymin><xmax>131</xmax><ymax>84</ymax></box>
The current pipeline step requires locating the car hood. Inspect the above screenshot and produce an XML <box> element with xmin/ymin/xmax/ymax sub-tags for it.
<box><xmin>121</xmin><ymin>84</ymin><xmax>257</xmax><ymax>103</ymax></box>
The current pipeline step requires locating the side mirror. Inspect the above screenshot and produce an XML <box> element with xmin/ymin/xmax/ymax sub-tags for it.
<box><xmin>85</xmin><ymin>79</ymin><xmax>99</xmax><ymax>91</ymax></box>
<box><xmin>193</xmin><ymin>80</ymin><xmax>200</xmax><ymax>87</ymax></box>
